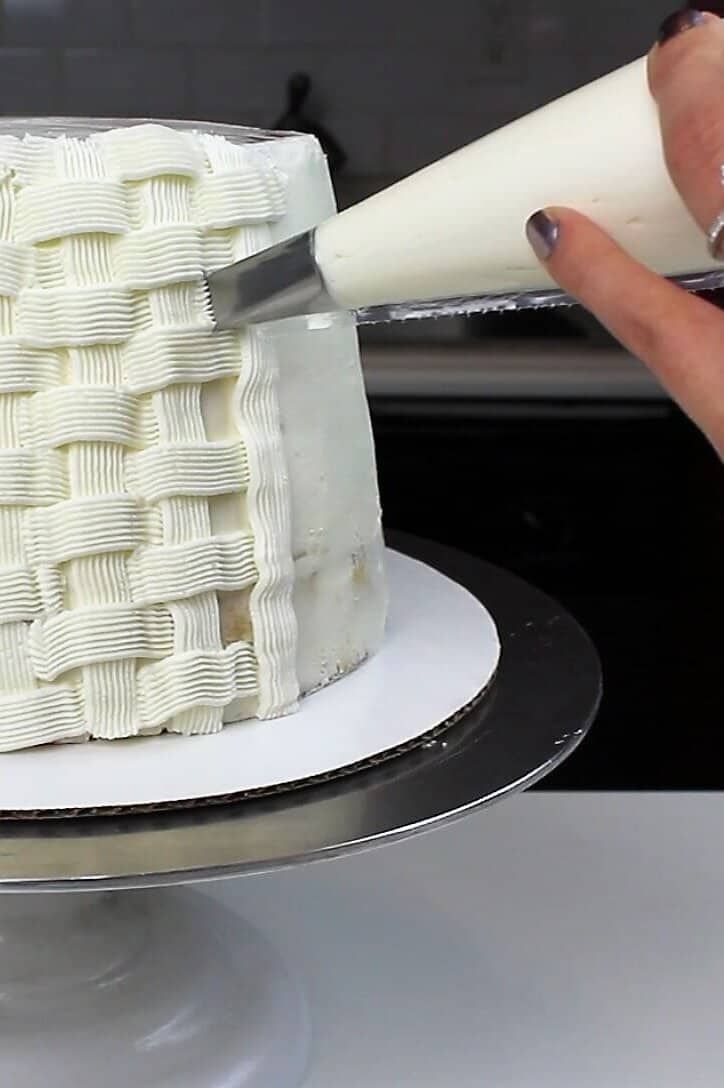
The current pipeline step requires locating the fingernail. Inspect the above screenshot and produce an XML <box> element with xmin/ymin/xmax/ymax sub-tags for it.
<box><xmin>526</xmin><ymin>210</ymin><xmax>560</xmax><ymax>262</ymax></box>
<box><xmin>657</xmin><ymin>8</ymin><xmax>706</xmax><ymax>44</ymax></box>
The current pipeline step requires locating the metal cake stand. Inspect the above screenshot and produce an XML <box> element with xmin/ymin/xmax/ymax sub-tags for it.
<box><xmin>0</xmin><ymin>535</ymin><xmax>601</xmax><ymax>1088</ymax></box>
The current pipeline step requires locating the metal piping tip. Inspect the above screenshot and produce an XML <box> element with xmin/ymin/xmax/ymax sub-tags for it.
<box><xmin>205</xmin><ymin>229</ymin><xmax>338</xmax><ymax>329</ymax></box>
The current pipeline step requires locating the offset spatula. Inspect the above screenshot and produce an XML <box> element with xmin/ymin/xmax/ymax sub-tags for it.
<box><xmin>207</xmin><ymin>57</ymin><xmax>724</xmax><ymax>329</ymax></box>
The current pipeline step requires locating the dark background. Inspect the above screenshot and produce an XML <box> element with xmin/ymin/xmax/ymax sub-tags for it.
<box><xmin>372</xmin><ymin>399</ymin><xmax>723</xmax><ymax>790</ymax></box>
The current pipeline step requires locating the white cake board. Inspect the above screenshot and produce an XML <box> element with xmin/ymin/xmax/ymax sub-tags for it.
<box><xmin>0</xmin><ymin>550</ymin><xmax>500</xmax><ymax>815</ymax></box>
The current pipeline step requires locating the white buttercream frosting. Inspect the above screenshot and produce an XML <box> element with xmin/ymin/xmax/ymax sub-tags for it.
<box><xmin>0</xmin><ymin>124</ymin><xmax>313</xmax><ymax>751</ymax></box>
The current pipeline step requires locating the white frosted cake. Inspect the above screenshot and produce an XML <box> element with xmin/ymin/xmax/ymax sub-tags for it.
<box><xmin>0</xmin><ymin>121</ymin><xmax>386</xmax><ymax>752</ymax></box>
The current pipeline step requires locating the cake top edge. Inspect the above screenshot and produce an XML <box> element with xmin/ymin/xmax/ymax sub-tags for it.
<box><xmin>0</xmin><ymin>117</ymin><xmax>320</xmax><ymax>148</ymax></box>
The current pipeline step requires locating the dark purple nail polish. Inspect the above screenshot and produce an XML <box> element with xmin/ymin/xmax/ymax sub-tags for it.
<box><xmin>658</xmin><ymin>8</ymin><xmax>706</xmax><ymax>44</ymax></box>
<box><xmin>526</xmin><ymin>210</ymin><xmax>560</xmax><ymax>262</ymax></box>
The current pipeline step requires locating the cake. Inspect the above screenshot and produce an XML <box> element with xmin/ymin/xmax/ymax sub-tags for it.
<box><xmin>0</xmin><ymin>121</ymin><xmax>386</xmax><ymax>752</ymax></box>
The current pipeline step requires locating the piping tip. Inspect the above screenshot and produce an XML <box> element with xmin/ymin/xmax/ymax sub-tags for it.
<box><xmin>205</xmin><ymin>229</ymin><xmax>337</xmax><ymax>329</ymax></box>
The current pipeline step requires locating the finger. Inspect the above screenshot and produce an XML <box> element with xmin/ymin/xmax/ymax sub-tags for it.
<box><xmin>526</xmin><ymin>206</ymin><xmax>724</xmax><ymax>455</ymax></box>
<box><xmin>647</xmin><ymin>10</ymin><xmax>724</xmax><ymax>239</ymax></box>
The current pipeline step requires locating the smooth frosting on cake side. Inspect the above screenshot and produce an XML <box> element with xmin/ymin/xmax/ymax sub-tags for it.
<box><xmin>0</xmin><ymin>124</ymin><xmax>386</xmax><ymax>751</ymax></box>
<box><xmin>248</xmin><ymin>137</ymin><xmax>386</xmax><ymax>697</ymax></box>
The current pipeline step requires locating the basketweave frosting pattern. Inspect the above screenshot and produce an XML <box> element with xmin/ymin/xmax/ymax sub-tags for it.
<box><xmin>0</xmin><ymin>124</ymin><xmax>299</xmax><ymax>752</ymax></box>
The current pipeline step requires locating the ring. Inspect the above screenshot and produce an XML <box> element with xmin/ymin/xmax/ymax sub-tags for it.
<box><xmin>707</xmin><ymin>211</ymin><xmax>724</xmax><ymax>259</ymax></box>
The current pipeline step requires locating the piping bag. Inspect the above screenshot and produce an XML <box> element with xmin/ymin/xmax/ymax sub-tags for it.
<box><xmin>206</xmin><ymin>57</ymin><xmax>724</xmax><ymax>329</ymax></box>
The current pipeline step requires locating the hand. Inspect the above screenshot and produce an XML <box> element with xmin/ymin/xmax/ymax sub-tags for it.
<box><xmin>525</xmin><ymin>9</ymin><xmax>724</xmax><ymax>458</ymax></box>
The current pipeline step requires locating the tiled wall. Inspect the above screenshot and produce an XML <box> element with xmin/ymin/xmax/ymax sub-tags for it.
<box><xmin>0</xmin><ymin>0</ymin><xmax>673</xmax><ymax>184</ymax></box>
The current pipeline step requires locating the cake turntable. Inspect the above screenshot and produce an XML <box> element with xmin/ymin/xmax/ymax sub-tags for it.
<box><xmin>0</xmin><ymin>534</ymin><xmax>601</xmax><ymax>1087</ymax></box>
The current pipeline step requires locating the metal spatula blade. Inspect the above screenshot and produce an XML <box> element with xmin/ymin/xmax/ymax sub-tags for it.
<box><xmin>353</xmin><ymin>269</ymin><xmax>724</xmax><ymax>325</ymax></box>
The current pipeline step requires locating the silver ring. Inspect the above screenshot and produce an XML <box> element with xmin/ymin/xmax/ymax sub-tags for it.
<box><xmin>707</xmin><ymin>211</ymin><xmax>724</xmax><ymax>259</ymax></box>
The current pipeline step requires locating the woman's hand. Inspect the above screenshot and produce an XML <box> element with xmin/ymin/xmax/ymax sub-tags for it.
<box><xmin>525</xmin><ymin>9</ymin><xmax>724</xmax><ymax>457</ymax></box>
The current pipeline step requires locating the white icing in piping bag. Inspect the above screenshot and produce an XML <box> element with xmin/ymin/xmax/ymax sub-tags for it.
<box><xmin>207</xmin><ymin>57</ymin><xmax>724</xmax><ymax>328</ymax></box>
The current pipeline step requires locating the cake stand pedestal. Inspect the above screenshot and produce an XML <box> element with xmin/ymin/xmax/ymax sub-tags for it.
<box><xmin>0</xmin><ymin>536</ymin><xmax>602</xmax><ymax>1088</ymax></box>
<box><xmin>1</xmin><ymin>890</ymin><xmax>309</xmax><ymax>1087</ymax></box>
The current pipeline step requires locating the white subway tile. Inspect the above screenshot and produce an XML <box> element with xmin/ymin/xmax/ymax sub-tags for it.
<box><xmin>189</xmin><ymin>47</ymin><xmax>322</xmax><ymax>124</ymax></box>
<box><xmin>0</xmin><ymin>0</ymin><xmax>675</xmax><ymax>183</ymax></box>
<box><xmin>320</xmin><ymin>112</ymin><xmax>386</xmax><ymax>175</ymax></box>
<box><xmin>63</xmin><ymin>48</ymin><xmax>188</xmax><ymax>117</ymax></box>
<box><xmin>525</xmin><ymin>0</ymin><xmax>670</xmax><ymax>88</ymax></box>
<box><xmin>190</xmin><ymin>37</ymin><xmax>529</xmax><ymax>139</ymax></box>
<box><xmin>261</xmin><ymin>0</ymin><xmax>486</xmax><ymax>45</ymax></box>
<box><xmin>577</xmin><ymin>5</ymin><xmax>668</xmax><ymax>69</ymax></box>
<box><xmin>260</xmin><ymin>0</ymin><xmax>532</xmax><ymax>87</ymax></box>
<box><xmin>3</xmin><ymin>0</ymin><xmax>131</xmax><ymax>46</ymax></box>
<box><xmin>384</xmin><ymin>114</ymin><xmax>480</xmax><ymax>176</ymax></box>
<box><xmin>131</xmin><ymin>0</ymin><xmax>262</xmax><ymax>45</ymax></box>
<box><xmin>384</xmin><ymin>100</ymin><xmax>535</xmax><ymax>176</ymax></box>
<box><xmin>0</xmin><ymin>48</ymin><xmax>60</xmax><ymax>114</ymax></box>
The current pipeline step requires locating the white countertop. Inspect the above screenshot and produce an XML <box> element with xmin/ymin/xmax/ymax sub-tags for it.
<box><xmin>361</xmin><ymin>343</ymin><xmax>666</xmax><ymax>400</ymax></box>
<box><xmin>206</xmin><ymin>792</ymin><xmax>724</xmax><ymax>1087</ymax></box>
